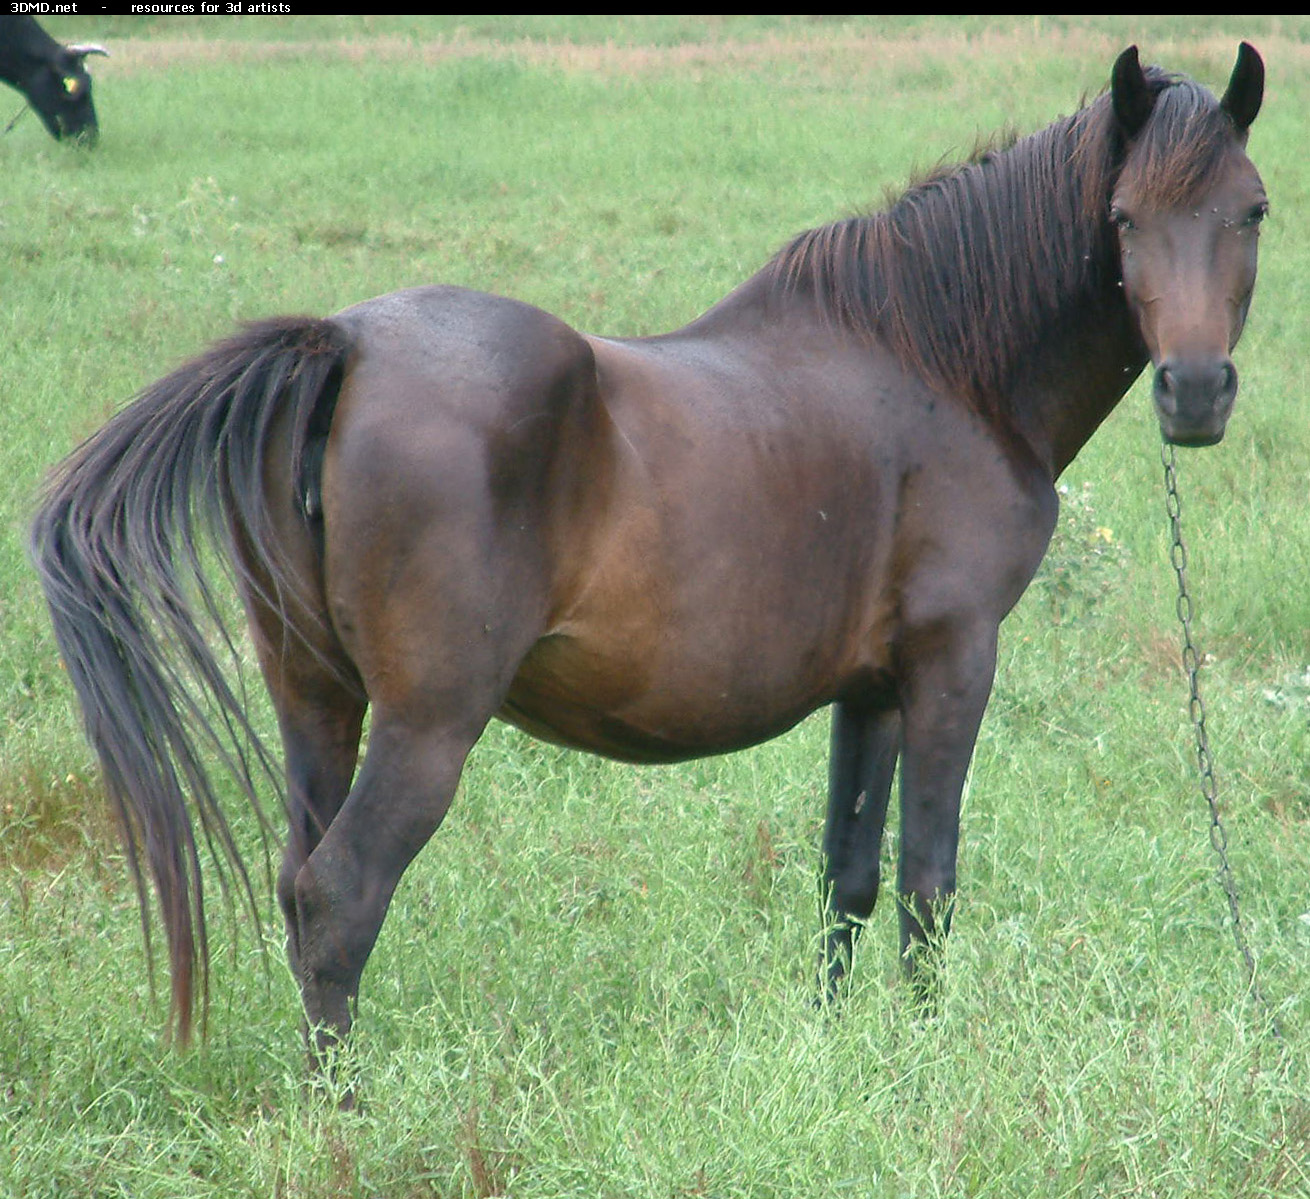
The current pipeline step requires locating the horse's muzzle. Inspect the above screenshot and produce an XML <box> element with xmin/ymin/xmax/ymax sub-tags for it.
<box><xmin>1153</xmin><ymin>356</ymin><xmax>1237</xmax><ymax>446</ymax></box>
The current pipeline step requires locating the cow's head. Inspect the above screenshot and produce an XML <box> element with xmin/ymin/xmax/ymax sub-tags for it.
<box><xmin>28</xmin><ymin>41</ymin><xmax>108</xmax><ymax>143</ymax></box>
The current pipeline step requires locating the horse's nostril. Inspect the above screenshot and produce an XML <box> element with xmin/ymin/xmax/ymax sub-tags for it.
<box><xmin>1153</xmin><ymin>364</ymin><xmax>1178</xmax><ymax>414</ymax></box>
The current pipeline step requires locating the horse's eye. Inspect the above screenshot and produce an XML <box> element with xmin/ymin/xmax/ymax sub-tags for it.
<box><xmin>1109</xmin><ymin>206</ymin><xmax>1135</xmax><ymax>233</ymax></box>
<box><xmin>1244</xmin><ymin>201</ymin><xmax>1269</xmax><ymax>227</ymax></box>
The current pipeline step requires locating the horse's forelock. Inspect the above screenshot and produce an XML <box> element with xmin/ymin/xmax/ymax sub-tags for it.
<box><xmin>1122</xmin><ymin>76</ymin><xmax>1244</xmax><ymax>210</ymax></box>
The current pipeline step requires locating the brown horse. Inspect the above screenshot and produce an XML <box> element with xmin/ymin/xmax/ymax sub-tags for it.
<box><xmin>30</xmin><ymin>45</ymin><xmax>1266</xmax><ymax>1060</ymax></box>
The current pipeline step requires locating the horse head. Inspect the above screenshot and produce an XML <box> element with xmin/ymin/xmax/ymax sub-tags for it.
<box><xmin>1110</xmin><ymin>43</ymin><xmax>1266</xmax><ymax>446</ymax></box>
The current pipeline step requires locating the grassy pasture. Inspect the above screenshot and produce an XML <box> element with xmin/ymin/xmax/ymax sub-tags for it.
<box><xmin>3</xmin><ymin>15</ymin><xmax>1310</xmax><ymax>1197</ymax></box>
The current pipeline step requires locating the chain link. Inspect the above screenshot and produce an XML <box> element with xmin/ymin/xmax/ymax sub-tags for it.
<box><xmin>1160</xmin><ymin>439</ymin><xmax>1280</xmax><ymax>1037</ymax></box>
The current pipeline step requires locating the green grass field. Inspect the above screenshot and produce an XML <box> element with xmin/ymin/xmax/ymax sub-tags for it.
<box><xmin>3</xmin><ymin>15</ymin><xmax>1310</xmax><ymax>1197</ymax></box>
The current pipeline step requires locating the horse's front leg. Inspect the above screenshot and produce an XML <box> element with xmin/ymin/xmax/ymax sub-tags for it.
<box><xmin>820</xmin><ymin>702</ymin><xmax>900</xmax><ymax>1000</ymax></box>
<box><xmin>895</xmin><ymin>617</ymin><xmax>999</xmax><ymax>999</ymax></box>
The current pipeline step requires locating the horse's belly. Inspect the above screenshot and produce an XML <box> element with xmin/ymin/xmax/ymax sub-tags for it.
<box><xmin>498</xmin><ymin>620</ymin><xmax>888</xmax><ymax>765</ymax></box>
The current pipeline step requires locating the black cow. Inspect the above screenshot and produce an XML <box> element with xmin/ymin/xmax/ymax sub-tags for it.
<box><xmin>0</xmin><ymin>16</ymin><xmax>107</xmax><ymax>143</ymax></box>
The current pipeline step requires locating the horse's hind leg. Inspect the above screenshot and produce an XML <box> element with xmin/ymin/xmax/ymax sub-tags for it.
<box><xmin>250</xmin><ymin>575</ymin><xmax>496</xmax><ymax>1076</ymax></box>
<box><xmin>271</xmin><ymin>679</ymin><xmax>367</xmax><ymax>985</ymax></box>
<box><xmin>286</xmin><ymin>452</ymin><xmax>543</xmax><ymax>1061</ymax></box>
<box><xmin>292</xmin><ymin>712</ymin><xmax>485</xmax><ymax>1062</ymax></box>
<box><xmin>240</xmin><ymin>587</ymin><xmax>367</xmax><ymax>987</ymax></box>
<box><xmin>820</xmin><ymin>702</ymin><xmax>899</xmax><ymax>1000</ymax></box>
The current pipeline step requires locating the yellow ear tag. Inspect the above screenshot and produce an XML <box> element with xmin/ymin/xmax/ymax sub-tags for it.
<box><xmin>63</xmin><ymin>77</ymin><xmax>82</xmax><ymax>96</ymax></box>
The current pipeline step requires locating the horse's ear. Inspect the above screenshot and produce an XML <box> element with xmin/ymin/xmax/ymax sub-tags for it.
<box><xmin>1111</xmin><ymin>45</ymin><xmax>1154</xmax><ymax>138</ymax></box>
<box><xmin>1221</xmin><ymin>42</ymin><xmax>1264</xmax><ymax>131</ymax></box>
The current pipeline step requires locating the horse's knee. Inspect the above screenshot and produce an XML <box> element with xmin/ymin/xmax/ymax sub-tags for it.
<box><xmin>829</xmin><ymin>861</ymin><xmax>881</xmax><ymax>922</ymax></box>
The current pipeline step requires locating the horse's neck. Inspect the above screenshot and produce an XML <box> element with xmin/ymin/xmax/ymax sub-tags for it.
<box><xmin>680</xmin><ymin>257</ymin><xmax>1148</xmax><ymax>480</ymax></box>
<box><xmin>1005</xmin><ymin>283</ymin><xmax>1150</xmax><ymax>479</ymax></box>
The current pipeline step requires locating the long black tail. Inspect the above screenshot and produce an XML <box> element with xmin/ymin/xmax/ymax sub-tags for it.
<box><xmin>29</xmin><ymin>316</ymin><xmax>352</xmax><ymax>1043</ymax></box>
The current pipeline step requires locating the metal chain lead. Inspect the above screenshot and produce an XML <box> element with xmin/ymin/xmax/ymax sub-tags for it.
<box><xmin>4</xmin><ymin>102</ymin><xmax>31</xmax><ymax>135</ymax></box>
<box><xmin>1161</xmin><ymin>439</ymin><xmax>1279</xmax><ymax>1036</ymax></box>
